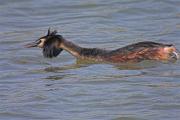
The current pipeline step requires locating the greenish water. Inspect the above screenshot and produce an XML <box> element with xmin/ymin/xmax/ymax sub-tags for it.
<box><xmin>0</xmin><ymin>0</ymin><xmax>180</xmax><ymax>120</ymax></box>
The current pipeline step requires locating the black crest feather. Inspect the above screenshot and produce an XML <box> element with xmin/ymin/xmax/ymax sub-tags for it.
<box><xmin>43</xmin><ymin>29</ymin><xmax>63</xmax><ymax>58</ymax></box>
<box><xmin>47</xmin><ymin>28</ymin><xmax>57</xmax><ymax>36</ymax></box>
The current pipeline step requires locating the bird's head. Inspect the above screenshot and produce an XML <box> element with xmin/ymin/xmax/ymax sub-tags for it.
<box><xmin>25</xmin><ymin>28</ymin><xmax>63</xmax><ymax>58</ymax></box>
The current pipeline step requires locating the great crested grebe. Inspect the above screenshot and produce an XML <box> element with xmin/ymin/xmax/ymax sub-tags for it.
<box><xmin>25</xmin><ymin>29</ymin><xmax>179</xmax><ymax>63</ymax></box>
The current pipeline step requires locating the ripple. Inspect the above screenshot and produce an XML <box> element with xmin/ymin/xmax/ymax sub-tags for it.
<box><xmin>1</xmin><ymin>0</ymin><xmax>180</xmax><ymax>120</ymax></box>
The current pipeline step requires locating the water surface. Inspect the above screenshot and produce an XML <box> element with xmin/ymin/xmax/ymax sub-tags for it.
<box><xmin>0</xmin><ymin>0</ymin><xmax>180</xmax><ymax>120</ymax></box>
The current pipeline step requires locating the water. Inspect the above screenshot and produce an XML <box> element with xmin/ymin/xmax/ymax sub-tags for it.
<box><xmin>0</xmin><ymin>0</ymin><xmax>180</xmax><ymax>120</ymax></box>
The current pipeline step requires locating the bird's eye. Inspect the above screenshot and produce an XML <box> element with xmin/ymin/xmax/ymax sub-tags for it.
<box><xmin>39</xmin><ymin>38</ymin><xmax>46</xmax><ymax>43</ymax></box>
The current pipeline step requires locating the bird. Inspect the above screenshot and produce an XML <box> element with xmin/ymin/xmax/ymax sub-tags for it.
<box><xmin>25</xmin><ymin>28</ymin><xmax>179</xmax><ymax>63</ymax></box>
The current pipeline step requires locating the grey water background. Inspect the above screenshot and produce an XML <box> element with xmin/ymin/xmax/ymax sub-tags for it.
<box><xmin>0</xmin><ymin>0</ymin><xmax>180</xmax><ymax>120</ymax></box>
